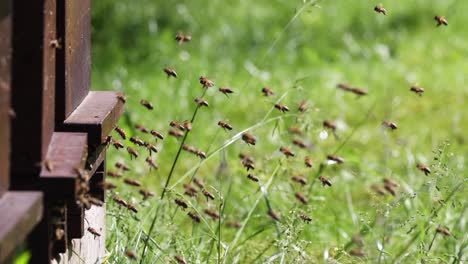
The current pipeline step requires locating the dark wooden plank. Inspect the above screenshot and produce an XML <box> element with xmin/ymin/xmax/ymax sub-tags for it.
<box><xmin>0</xmin><ymin>191</ymin><xmax>43</xmax><ymax>262</ymax></box>
<box><xmin>0</xmin><ymin>1</ymin><xmax>11</xmax><ymax>198</ymax></box>
<box><xmin>39</xmin><ymin>132</ymin><xmax>88</xmax><ymax>200</ymax></box>
<box><xmin>56</xmin><ymin>0</ymin><xmax>91</xmax><ymax>121</ymax></box>
<box><xmin>10</xmin><ymin>0</ymin><xmax>56</xmax><ymax>179</ymax></box>
<box><xmin>60</xmin><ymin>91</ymin><xmax>125</xmax><ymax>147</ymax></box>
<box><xmin>67</xmin><ymin>202</ymin><xmax>84</xmax><ymax>239</ymax></box>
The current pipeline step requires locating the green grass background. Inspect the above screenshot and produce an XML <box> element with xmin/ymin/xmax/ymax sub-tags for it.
<box><xmin>91</xmin><ymin>0</ymin><xmax>467</xmax><ymax>263</ymax></box>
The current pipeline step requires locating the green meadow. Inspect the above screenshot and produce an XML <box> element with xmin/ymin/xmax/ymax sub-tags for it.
<box><xmin>91</xmin><ymin>0</ymin><xmax>467</xmax><ymax>263</ymax></box>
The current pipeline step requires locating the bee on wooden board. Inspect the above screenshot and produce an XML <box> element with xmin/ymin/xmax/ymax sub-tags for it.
<box><xmin>73</xmin><ymin>167</ymin><xmax>89</xmax><ymax>181</ymax></box>
<box><xmin>247</xmin><ymin>173</ymin><xmax>259</xmax><ymax>182</ymax></box>
<box><xmin>291</xmin><ymin>175</ymin><xmax>307</xmax><ymax>185</ymax></box>
<box><xmin>187</xmin><ymin>211</ymin><xmax>201</xmax><ymax>223</ymax></box>
<box><xmin>298</xmin><ymin>100</ymin><xmax>308</xmax><ymax>112</ymax></box>
<box><xmin>204</xmin><ymin>208</ymin><xmax>220</xmax><ymax>220</ymax></box>
<box><xmin>434</xmin><ymin>16</ymin><xmax>448</xmax><ymax>27</ymax></box>
<box><xmin>261</xmin><ymin>87</ymin><xmax>275</xmax><ymax>96</ymax></box>
<box><xmin>268</xmin><ymin>210</ymin><xmax>281</xmax><ymax>222</ymax></box>
<box><xmin>175</xmin><ymin>255</ymin><xmax>187</xmax><ymax>264</ymax></box>
<box><xmin>295</xmin><ymin>192</ymin><xmax>308</xmax><ymax>204</ymax></box>
<box><xmin>241</xmin><ymin>132</ymin><xmax>256</xmax><ymax>145</ymax></box>
<box><xmin>150</xmin><ymin>129</ymin><xmax>164</xmax><ymax>140</ymax></box>
<box><xmin>127</xmin><ymin>147</ymin><xmax>139</xmax><ymax>159</ymax></box>
<box><xmin>88</xmin><ymin>196</ymin><xmax>104</xmax><ymax>207</ymax></box>
<box><xmin>175</xmin><ymin>198</ymin><xmax>188</xmax><ymax>210</ymax></box>
<box><xmin>319</xmin><ymin>175</ymin><xmax>332</xmax><ymax>187</ymax></box>
<box><xmin>195</xmin><ymin>97</ymin><xmax>209</xmax><ymax>107</ymax></box>
<box><xmin>410</xmin><ymin>85</ymin><xmax>425</xmax><ymax>95</ymax></box>
<box><xmin>382</xmin><ymin>121</ymin><xmax>398</xmax><ymax>130</ymax></box>
<box><xmin>163</xmin><ymin>67</ymin><xmax>177</xmax><ymax>78</ymax></box>
<box><xmin>199</xmin><ymin>76</ymin><xmax>214</xmax><ymax>88</ymax></box>
<box><xmin>114</xmin><ymin>126</ymin><xmax>127</xmax><ymax>140</ymax></box>
<box><xmin>49</xmin><ymin>38</ymin><xmax>62</xmax><ymax>49</ymax></box>
<box><xmin>279</xmin><ymin>146</ymin><xmax>295</xmax><ymax>157</ymax></box>
<box><xmin>55</xmin><ymin>227</ymin><xmax>65</xmax><ymax>241</ymax></box>
<box><xmin>349</xmin><ymin>248</ymin><xmax>365</xmax><ymax>257</ymax></box>
<box><xmin>125</xmin><ymin>249</ymin><xmax>138</xmax><ymax>260</ymax></box>
<box><xmin>116</xmin><ymin>92</ymin><xmax>127</xmax><ymax>104</ymax></box>
<box><xmin>219</xmin><ymin>87</ymin><xmax>234</xmax><ymax>97</ymax></box>
<box><xmin>103</xmin><ymin>135</ymin><xmax>112</xmax><ymax>146</ymax></box>
<box><xmin>43</xmin><ymin>160</ymin><xmax>54</xmax><ymax>172</ymax></box>
<box><xmin>218</xmin><ymin>121</ymin><xmax>233</xmax><ymax>131</ymax></box>
<box><xmin>175</xmin><ymin>33</ymin><xmax>192</xmax><ymax>44</ymax></box>
<box><xmin>374</xmin><ymin>5</ymin><xmax>387</xmax><ymax>15</ymax></box>
<box><xmin>124</xmin><ymin>178</ymin><xmax>142</xmax><ymax>187</ymax></box>
<box><xmin>274</xmin><ymin>103</ymin><xmax>289</xmax><ymax>113</ymax></box>
<box><xmin>416</xmin><ymin>163</ymin><xmax>431</xmax><ymax>175</ymax></box>
<box><xmin>139</xmin><ymin>189</ymin><xmax>155</xmax><ymax>199</ymax></box>
<box><xmin>115</xmin><ymin>162</ymin><xmax>130</xmax><ymax>171</ymax></box>
<box><xmin>87</xmin><ymin>227</ymin><xmax>101</xmax><ymax>237</ymax></box>
<box><xmin>77</xmin><ymin>195</ymin><xmax>91</xmax><ymax>210</ymax></box>
<box><xmin>140</xmin><ymin>99</ymin><xmax>154</xmax><ymax>110</ymax></box>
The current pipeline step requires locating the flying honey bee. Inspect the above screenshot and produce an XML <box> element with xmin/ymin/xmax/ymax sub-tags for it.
<box><xmin>175</xmin><ymin>198</ymin><xmax>188</xmax><ymax>210</ymax></box>
<box><xmin>416</xmin><ymin>163</ymin><xmax>431</xmax><ymax>175</ymax></box>
<box><xmin>288</xmin><ymin>126</ymin><xmax>302</xmax><ymax>135</ymax></box>
<box><xmin>175</xmin><ymin>255</ymin><xmax>187</xmax><ymax>264</ymax></box>
<box><xmin>140</xmin><ymin>99</ymin><xmax>154</xmax><ymax>110</ymax></box>
<box><xmin>163</xmin><ymin>67</ymin><xmax>177</xmax><ymax>78</ymax></box>
<box><xmin>144</xmin><ymin>142</ymin><xmax>158</xmax><ymax>155</ymax></box>
<box><xmin>337</xmin><ymin>83</ymin><xmax>353</xmax><ymax>91</ymax></box>
<box><xmin>111</xmin><ymin>140</ymin><xmax>124</xmax><ymax>150</ymax></box>
<box><xmin>350</xmin><ymin>87</ymin><xmax>367</xmax><ymax>96</ymax></box>
<box><xmin>384</xmin><ymin>183</ymin><xmax>397</xmax><ymax>196</ymax></box>
<box><xmin>242</xmin><ymin>159</ymin><xmax>255</xmax><ymax>171</ymax></box>
<box><xmin>87</xmin><ymin>227</ymin><xmax>101</xmax><ymax>237</ymax></box>
<box><xmin>327</xmin><ymin>154</ymin><xmax>344</xmax><ymax>164</ymax></box>
<box><xmin>183</xmin><ymin>120</ymin><xmax>192</xmax><ymax>131</ymax></box>
<box><xmin>349</xmin><ymin>248</ymin><xmax>365</xmax><ymax>257</ymax></box>
<box><xmin>434</xmin><ymin>16</ymin><xmax>448</xmax><ymax>27</ymax></box>
<box><xmin>127</xmin><ymin>147</ymin><xmax>139</xmax><ymax>159</ymax></box>
<box><xmin>241</xmin><ymin>132</ymin><xmax>256</xmax><ymax>145</ymax></box>
<box><xmin>436</xmin><ymin>226</ymin><xmax>451</xmax><ymax>236</ymax></box>
<box><xmin>279</xmin><ymin>146</ymin><xmax>295</xmax><ymax>157</ymax></box>
<box><xmin>261</xmin><ymin>87</ymin><xmax>275</xmax><ymax>96</ymax></box>
<box><xmin>170</xmin><ymin>121</ymin><xmax>185</xmax><ymax>131</ymax></box>
<box><xmin>196</xmin><ymin>150</ymin><xmax>207</xmax><ymax>159</ymax></box>
<box><xmin>202</xmin><ymin>189</ymin><xmax>215</xmax><ymax>200</ymax></box>
<box><xmin>124</xmin><ymin>178</ymin><xmax>142</xmax><ymax>187</ymax></box>
<box><xmin>104</xmin><ymin>135</ymin><xmax>112</xmax><ymax>145</ymax></box>
<box><xmin>383</xmin><ymin>178</ymin><xmax>398</xmax><ymax>188</ymax></box>
<box><xmin>55</xmin><ymin>226</ymin><xmax>65</xmax><ymax>241</ymax></box>
<box><xmin>274</xmin><ymin>103</ymin><xmax>289</xmax><ymax>113</ymax></box>
<box><xmin>114</xmin><ymin>126</ymin><xmax>127</xmax><ymax>140</ymax></box>
<box><xmin>150</xmin><ymin>129</ymin><xmax>164</xmax><ymax>140</ymax></box>
<box><xmin>130</xmin><ymin>136</ymin><xmax>144</xmax><ymax>146</ymax></box>
<box><xmin>291</xmin><ymin>175</ymin><xmax>307</xmax><ymax>185</ymax></box>
<box><xmin>218</xmin><ymin>121</ymin><xmax>233</xmax><ymax>131</ymax></box>
<box><xmin>226</xmin><ymin>221</ymin><xmax>242</xmax><ymax>229</ymax></box>
<box><xmin>126</xmin><ymin>203</ymin><xmax>138</xmax><ymax>213</ymax></box>
<box><xmin>169</xmin><ymin>128</ymin><xmax>184</xmax><ymax>139</ymax></box>
<box><xmin>139</xmin><ymin>189</ymin><xmax>155</xmax><ymax>199</ymax></box>
<box><xmin>374</xmin><ymin>5</ymin><xmax>387</xmax><ymax>15</ymax></box>
<box><xmin>298</xmin><ymin>100</ymin><xmax>308</xmax><ymax>112</ymax></box>
<box><xmin>219</xmin><ymin>87</ymin><xmax>234</xmax><ymax>97</ymax></box>
<box><xmin>323</xmin><ymin>120</ymin><xmax>337</xmax><ymax>131</ymax></box>
<box><xmin>175</xmin><ymin>33</ymin><xmax>192</xmax><ymax>44</ymax></box>
<box><xmin>295</xmin><ymin>192</ymin><xmax>308</xmax><ymax>204</ymax></box>
<box><xmin>199</xmin><ymin>76</ymin><xmax>214</xmax><ymax>88</ymax></box>
<box><xmin>107</xmin><ymin>170</ymin><xmax>122</xmax><ymax>178</ymax></box>
<box><xmin>113</xmin><ymin>196</ymin><xmax>128</xmax><ymax>207</ymax></box>
<box><xmin>410</xmin><ymin>85</ymin><xmax>425</xmax><ymax>95</ymax></box>
<box><xmin>382</xmin><ymin>121</ymin><xmax>398</xmax><ymax>130</ymax></box>
<box><xmin>182</xmin><ymin>144</ymin><xmax>196</xmax><ymax>153</ymax></box>
<box><xmin>145</xmin><ymin>157</ymin><xmax>158</xmax><ymax>170</ymax></box>
<box><xmin>115</xmin><ymin>162</ymin><xmax>130</xmax><ymax>171</ymax></box>
<box><xmin>371</xmin><ymin>184</ymin><xmax>386</xmax><ymax>195</ymax></box>
<box><xmin>49</xmin><ymin>38</ymin><xmax>62</xmax><ymax>49</ymax></box>
<box><xmin>125</xmin><ymin>249</ymin><xmax>138</xmax><ymax>260</ymax></box>
<box><xmin>299</xmin><ymin>214</ymin><xmax>312</xmax><ymax>222</ymax></box>
<box><xmin>187</xmin><ymin>211</ymin><xmax>201</xmax><ymax>223</ymax></box>
<box><xmin>302</xmin><ymin>157</ymin><xmax>312</xmax><ymax>168</ymax></box>
<box><xmin>116</xmin><ymin>92</ymin><xmax>127</xmax><ymax>103</ymax></box>
<box><xmin>73</xmin><ymin>167</ymin><xmax>89</xmax><ymax>181</ymax></box>
<box><xmin>268</xmin><ymin>210</ymin><xmax>281</xmax><ymax>222</ymax></box>
<box><xmin>135</xmin><ymin>124</ymin><xmax>150</xmax><ymax>134</ymax></box>
<box><xmin>183</xmin><ymin>183</ymin><xmax>198</xmax><ymax>197</ymax></box>
<box><xmin>247</xmin><ymin>174</ymin><xmax>259</xmax><ymax>182</ymax></box>
<box><xmin>99</xmin><ymin>181</ymin><xmax>117</xmax><ymax>190</ymax></box>
<box><xmin>319</xmin><ymin>175</ymin><xmax>332</xmax><ymax>187</ymax></box>
<box><xmin>193</xmin><ymin>178</ymin><xmax>205</xmax><ymax>189</ymax></box>
<box><xmin>204</xmin><ymin>208</ymin><xmax>220</xmax><ymax>220</ymax></box>
<box><xmin>195</xmin><ymin>97</ymin><xmax>209</xmax><ymax>107</ymax></box>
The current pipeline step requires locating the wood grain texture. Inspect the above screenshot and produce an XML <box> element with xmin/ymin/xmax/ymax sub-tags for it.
<box><xmin>0</xmin><ymin>191</ymin><xmax>43</xmax><ymax>262</ymax></box>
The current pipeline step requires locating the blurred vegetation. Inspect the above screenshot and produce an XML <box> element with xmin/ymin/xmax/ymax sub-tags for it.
<box><xmin>91</xmin><ymin>0</ymin><xmax>467</xmax><ymax>263</ymax></box>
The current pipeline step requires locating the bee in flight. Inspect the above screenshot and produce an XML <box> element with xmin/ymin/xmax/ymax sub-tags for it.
<box><xmin>416</xmin><ymin>163</ymin><xmax>431</xmax><ymax>175</ymax></box>
<box><xmin>219</xmin><ymin>87</ymin><xmax>234</xmax><ymax>97</ymax></box>
<box><xmin>374</xmin><ymin>5</ymin><xmax>387</xmax><ymax>15</ymax></box>
<box><xmin>410</xmin><ymin>85</ymin><xmax>425</xmax><ymax>95</ymax></box>
<box><xmin>218</xmin><ymin>121</ymin><xmax>233</xmax><ymax>131</ymax></box>
<box><xmin>434</xmin><ymin>16</ymin><xmax>448</xmax><ymax>27</ymax></box>
<box><xmin>195</xmin><ymin>97</ymin><xmax>209</xmax><ymax>107</ymax></box>
<box><xmin>199</xmin><ymin>76</ymin><xmax>214</xmax><ymax>88</ymax></box>
<box><xmin>242</xmin><ymin>132</ymin><xmax>256</xmax><ymax>145</ymax></box>
<box><xmin>140</xmin><ymin>99</ymin><xmax>154</xmax><ymax>110</ymax></box>
<box><xmin>163</xmin><ymin>67</ymin><xmax>177</xmax><ymax>78</ymax></box>
<box><xmin>175</xmin><ymin>33</ymin><xmax>192</xmax><ymax>44</ymax></box>
<box><xmin>261</xmin><ymin>87</ymin><xmax>275</xmax><ymax>96</ymax></box>
<box><xmin>382</xmin><ymin>121</ymin><xmax>398</xmax><ymax>130</ymax></box>
<box><xmin>274</xmin><ymin>103</ymin><xmax>289</xmax><ymax>113</ymax></box>
<box><xmin>319</xmin><ymin>175</ymin><xmax>332</xmax><ymax>187</ymax></box>
<box><xmin>279</xmin><ymin>146</ymin><xmax>295</xmax><ymax>158</ymax></box>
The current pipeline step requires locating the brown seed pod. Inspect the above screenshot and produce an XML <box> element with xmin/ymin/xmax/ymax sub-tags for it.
<box><xmin>127</xmin><ymin>147</ymin><xmax>139</xmax><ymax>159</ymax></box>
<box><xmin>124</xmin><ymin>178</ymin><xmax>142</xmax><ymax>187</ymax></box>
<box><xmin>295</xmin><ymin>192</ymin><xmax>308</xmax><ymax>204</ymax></box>
<box><xmin>291</xmin><ymin>175</ymin><xmax>307</xmax><ymax>185</ymax></box>
<box><xmin>195</xmin><ymin>97</ymin><xmax>209</xmax><ymax>107</ymax></box>
<box><xmin>247</xmin><ymin>174</ymin><xmax>259</xmax><ymax>182</ymax></box>
<box><xmin>125</xmin><ymin>249</ymin><xmax>138</xmax><ymax>260</ymax></box>
<box><xmin>175</xmin><ymin>33</ymin><xmax>192</xmax><ymax>44</ymax></box>
<box><xmin>139</xmin><ymin>189</ymin><xmax>155</xmax><ymax>199</ymax></box>
<box><xmin>382</xmin><ymin>121</ymin><xmax>398</xmax><ymax>130</ymax></box>
<box><xmin>163</xmin><ymin>67</ymin><xmax>177</xmax><ymax>78</ymax></box>
<box><xmin>174</xmin><ymin>198</ymin><xmax>188</xmax><ymax>210</ymax></box>
<box><xmin>140</xmin><ymin>99</ymin><xmax>154</xmax><ymax>110</ymax></box>
<box><xmin>279</xmin><ymin>146</ymin><xmax>295</xmax><ymax>157</ymax></box>
<box><xmin>374</xmin><ymin>5</ymin><xmax>387</xmax><ymax>15</ymax></box>
<box><xmin>416</xmin><ymin>163</ymin><xmax>431</xmax><ymax>175</ymax></box>
<box><xmin>218</xmin><ymin>121</ymin><xmax>233</xmax><ymax>130</ymax></box>
<box><xmin>187</xmin><ymin>211</ymin><xmax>200</xmax><ymax>223</ymax></box>
<box><xmin>327</xmin><ymin>154</ymin><xmax>344</xmax><ymax>164</ymax></box>
<box><xmin>204</xmin><ymin>208</ymin><xmax>220</xmax><ymax>220</ymax></box>
<box><xmin>410</xmin><ymin>85</ymin><xmax>425</xmax><ymax>95</ymax></box>
<box><xmin>150</xmin><ymin>129</ymin><xmax>164</xmax><ymax>140</ymax></box>
<box><xmin>268</xmin><ymin>210</ymin><xmax>281</xmax><ymax>221</ymax></box>
<box><xmin>241</xmin><ymin>132</ymin><xmax>256</xmax><ymax>145</ymax></box>
<box><xmin>434</xmin><ymin>16</ymin><xmax>448</xmax><ymax>27</ymax></box>
<box><xmin>199</xmin><ymin>76</ymin><xmax>214</xmax><ymax>88</ymax></box>
<box><xmin>274</xmin><ymin>103</ymin><xmax>289</xmax><ymax>113</ymax></box>
<box><xmin>219</xmin><ymin>87</ymin><xmax>234</xmax><ymax>96</ymax></box>
<box><xmin>319</xmin><ymin>176</ymin><xmax>332</xmax><ymax>187</ymax></box>
<box><xmin>202</xmin><ymin>189</ymin><xmax>215</xmax><ymax>200</ymax></box>
<box><xmin>87</xmin><ymin>227</ymin><xmax>101</xmax><ymax>237</ymax></box>
<box><xmin>261</xmin><ymin>87</ymin><xmax>275</xmax><ymax>96</ymax></box>
<box><xmin>115</xmin><ymin>162</ymin><xmax>130</xmax><ymax>171</ymax></box>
